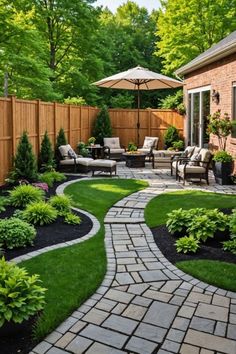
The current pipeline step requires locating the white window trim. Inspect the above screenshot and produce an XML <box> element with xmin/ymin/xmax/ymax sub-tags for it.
<box><xmin>188</xmin><ymin>85</ymin><xmax>211</xmax><ymax>94</ymax></box>
<box><xmin>233</xmin><ymin>82</ymin><xmax>236</xmax><ymax>87</ymax></box>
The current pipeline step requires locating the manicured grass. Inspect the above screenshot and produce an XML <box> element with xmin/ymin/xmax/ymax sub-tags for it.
<box><xmin>177</xmin><ymin>260</ymin><xmax>236</xmax><ymax>292</ymax></box>
<box><xmin>21</xmin><ymin>178</ymin><xmax>147</xmax><ymax>340</ymax></box>
<box><xmin>145</xmin><ymin>190</ymin><xmax>236</xmax><ymax>228</ymax></box>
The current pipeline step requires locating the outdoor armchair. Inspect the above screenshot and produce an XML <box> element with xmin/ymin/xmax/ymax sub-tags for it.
<box><xmin>58</xmin><ymin>144</ymin><xmax>93</xmax><ymax>173</ymax></box>
<box><xmin>138</xmin><ymin>136</ymin><xmax>159</xmax><ymax>161</ymax></box>
<box><xmin>103</xmin><ymin>137</ymin><xmax>126</xmax><ymax>160</ymax></box>
<box><xmin>171</xmin><ymin>146</ymin><xmax>200</xmax><ymax>177</ymax></box>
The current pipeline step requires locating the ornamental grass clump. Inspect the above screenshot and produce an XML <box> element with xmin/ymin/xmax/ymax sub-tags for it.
<box><xmin>9</xmin><ymin>184</ymin><xmax>45</xmax><ymax>208</ymax></box>
<box><xmin>39</xmin><ymin>171</ymin><xmax>66</xmax><ymax>188</ymax></box>
<box><xmin>0</xmin><ymin>217</ymin><xmax>36</xmax><ymax>249</ymax></box>
<box><xmin>49</xmin><ymin>195</ymin><xmax>72</xmax><ymax>216</ymax></box>
<box><xmin>23</xmin><ymin>201</ymin><xmax>57</xmax><ymax>226</ymax></box>
<box><xmin>0</xmin><ymin>257</ymin><xmax>46</xmax><ymax>327</ymax></box>
<box><xmin>64</xmin><ymin>212</ymin><xmax>81</xmax><ymax>225</ymax></box>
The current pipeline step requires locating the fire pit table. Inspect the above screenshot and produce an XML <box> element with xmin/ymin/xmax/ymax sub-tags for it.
<box><xmin>122</xmin><ymin>152</ymin><xmax>146</xmax><ymax>168</ymax></box>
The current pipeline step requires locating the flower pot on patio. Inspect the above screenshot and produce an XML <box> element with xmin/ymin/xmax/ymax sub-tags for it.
<box><xmin>213</xmin><ymin>161</ymin><xmax>233</xmax><ymax>185</ymax></box>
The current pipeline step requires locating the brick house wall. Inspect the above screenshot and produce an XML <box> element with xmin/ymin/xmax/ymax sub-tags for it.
<box><xmin>183</xmin><ymin>52</ymin><xmax>236</xmax><ymax>159</ymax></box>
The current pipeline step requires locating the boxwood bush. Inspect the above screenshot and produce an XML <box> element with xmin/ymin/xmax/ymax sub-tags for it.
<box><xmin>0</xmin><ymin>217</ymin><xmax>36</xmax><ymax>249</ymax></box>
<box><xmin>0</xmin><ymin>257</ymin><xmax>46</xmax><ymax>327</ymax></box>
<box><xmin>9</xmin><ymin>185</ymin><xmax>45</xmax><ymax>208</ymax></box>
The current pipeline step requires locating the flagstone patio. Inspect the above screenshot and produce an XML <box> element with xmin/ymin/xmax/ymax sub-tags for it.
<box><xmin>30</xmin><ymin>162</ymin><xmax>236</xmax><ymax>354</ymax></box>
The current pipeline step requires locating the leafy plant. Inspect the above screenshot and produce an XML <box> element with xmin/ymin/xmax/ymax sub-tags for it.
<box><xmin>64</xmin><ymin>96</ymin><xmax>86</xmax><ymax>106</ymax></box>
<box><xmin>128</xmin><ymin>142</ymin><xmax>137</xmax><ymax>152</ymax></box>
<box><xmin>39</xmin><ymin>131</ymin><xmax>55</xmax><ymax>171</ymax></box>
<box><xmin>0</xmin><ymin>257</ymin><xmax>46</xmax><ymax>327</ymax></box>
<box><xmin>187</xmin><ymin>215</ymin><xmax>218</xmax><ymax>242</ymax></box>
<box><xmin>0</xmin><ymin>197</ymin><xmax>7</xmax><ymax>212</ymax></box>
<box><xmin>9</xmin><ymin>184</ymin><xmax>45</xmax><ymax>208</ymax></box>
<box><xmin>55</xmin><ymin>128</ymin><xmax>67</xmax><ymax>162</ymax></box>
<box><xmin>64</xmin><ymin>212</ymin><xmax>81</xmax><ymax>225</ymax></box>
<box><xmin>213</xmin><ymin>150</ymin><xmax>233</xmax><ymax>163</ymax></box>
<box><xmin>38</xmin><ymin>171</ymin><xmax>66</xmax><ymax>187</ymax></box>
<box><xmin>164</xmin><ymin>125</ymin><xmax>180</xmax><ymax>149</ymax></box>
<box><xmin>23</xmin><ymin>201</ymin><xmax>57</xmax><ymax>226</ymax></box>
<box><xmin>207</xmin><ymin>110</ymin><xmax>233</xmax><ymax>151</ymax></box>
<box><xmin>222</xmin><ymin>239</ymin><xmax>236</xmax><ymax>255</ymax></box>
<box><xmin>172</xmin><ymin>140</ymin><xmax>184</xmax><ymax>151</ymax></box>
<box><xmin>229</xmin><ymin>210</ymin><xmax>236</xmax><ymax>238</ymax></box>
<box><xmin>77</xmin><ymin>142</ymin><xmax>89</xmax><ymax>157</ymax></box>
<box><xmin>88</xmin><ymin>136</ymin><xmax>96</xmax><ymax>145</ymax></box>
<box><xmin>12</xmin><ymin>131</ymin><xmax>38</xmax><ymax>182</ymax></box>
<box><xmin>175</xmin><ymin>236</ymin><xmax>200</xmax><ymax>253</ymax></box>
<box><xmin>49</xmin><ymin>195</ymin><xmax>72</xmax><ymax>215</ymax></box>
<box><xmin>93</xmin><ymin>106</ymin><xmax>112</xmax><ymax>145</ymax></box>
<box><xmin>0</xmin><ymin>217</ymin><xmax>36</xmax><ymax>249</ymax></box>
<box><xmin>166</xmin><ymin>208</ymin><xmax>190</xmax><ymax>234</ymax></box>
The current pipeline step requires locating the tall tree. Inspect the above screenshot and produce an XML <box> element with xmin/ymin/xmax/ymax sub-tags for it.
<box><xmin>156</xmin><ymin>0</ymin><xmax>236</xmax><ymax>74</ymax></box>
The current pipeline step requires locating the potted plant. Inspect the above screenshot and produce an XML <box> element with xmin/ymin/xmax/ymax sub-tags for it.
<box><xmin>170</xmin><ymin>140</ymin><xmax>184</xmax><ymax>151</ymax></box>
<box><xmin>207</xmin><ymin>110</ymin><xmax>234</xmax><ymax>185</ymax></box>
<box><xmin>0</xmin><ymin>257</ymin><xmax>46</xmax><ymax>337</ymax></box>
<box><xmin>88</xmin><ymin>137</ymin><xmax>96</xmax><ymax>146</ymax></box>
<box><xmin>127</xmin><ymin>142</ymin><xmax>138</xmax><ymax>153</ymax></box>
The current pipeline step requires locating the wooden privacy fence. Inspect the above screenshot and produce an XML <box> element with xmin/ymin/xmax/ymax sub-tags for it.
<box><xmin>0</xmin><ymin>96</ymin><xmax>184</xmax><ymax>185</ymax></box>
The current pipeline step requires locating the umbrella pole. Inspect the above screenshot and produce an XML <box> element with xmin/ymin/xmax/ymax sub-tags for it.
<box><xmin>137</xmin><ymin>85</ymin><xmax>140</xmax><ymax>146</ymax></box>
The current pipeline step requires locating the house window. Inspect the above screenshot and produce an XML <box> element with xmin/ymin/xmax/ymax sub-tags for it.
<box><xmin>232</xmin><ymin>83</ymin><xmax>236</xmax><ymax>138</ymax></box>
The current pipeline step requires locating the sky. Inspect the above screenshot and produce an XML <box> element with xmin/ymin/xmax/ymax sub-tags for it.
<box><xmin>93</xmin><ymin>0</ymin><xmax>161</xmax><ymax>13</ymax></box>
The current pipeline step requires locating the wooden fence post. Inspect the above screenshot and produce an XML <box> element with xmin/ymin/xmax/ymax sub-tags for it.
<box><xmin>54</xmin><ymin>102</ymin><xmax>57</xmax><ymax>144</ymax></box>
<box><xmin>68</xmin><ymin>104</ymin><xmax>71</xmax><ymax>143</ymax></box>
<box><xmin>37</xmin><ymin>100</ymin><xmax>41</xmax><ymax>154</ymax></box>
<box><xmin>11</xmin><ymin>96</ymin><xmax>16</xmax><ymax>156</ymax></box>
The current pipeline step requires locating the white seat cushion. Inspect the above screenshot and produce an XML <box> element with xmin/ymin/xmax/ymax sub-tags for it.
<box><xmin>109</xmin><ymin>148</ymin><xmax>125</xmax><ymax>154</ymax></box>
<box><xmin>103</xmin><ymin>137</ymin><xmax>121</xmax><ymax>149</ymax></box>
<box><xmin>60</xmin><ymin>157</ymin><xmax>93</xmax><ymax>166</ymax></box>
<box><xmin>89</xmin><ymin>159</ymin><xmax>116</xmax><ymax>167</ymax></box>
<box><xmin>178</xmin><ymin>165</ymin><xmax>206</xmax><ymax>174</ymax></box>
<box><xmin>59</xmin><ymin>144</ymin><xmax>74</xmax><ymax>159</ymax></box>
<box><xmin>137</xmin><ymin>148</ymin><xmax>150</xmax><ymax>154</ymax></box>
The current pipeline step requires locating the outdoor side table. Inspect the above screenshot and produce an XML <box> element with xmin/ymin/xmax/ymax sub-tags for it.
<box><xmin>122</xmin><ymin>153</ymin><xmax>146</xmax><ymax>168</ymax></box>
<box><xmin>87</xmin><ymin>144</ymin><xmax>104</xmax><ymax>159</ymax></box>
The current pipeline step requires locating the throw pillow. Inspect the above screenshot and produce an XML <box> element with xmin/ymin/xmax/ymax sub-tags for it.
<box><xmin>68</xmin><ymin>148</ymin><xmax>77</xmax><ymax>159</ymax></box>
<box><xmin>188</xmin><ymin>153</ymin><xmax>201</xmax><ymax>166</ymax></box>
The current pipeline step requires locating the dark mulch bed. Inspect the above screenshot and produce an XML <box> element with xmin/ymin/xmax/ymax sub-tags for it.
<box><xmin>151</xmin><ymin>209</ymin><xmax>236</xmax><ymax>265</ymax></box>
<box><xmin>0</xmin><ymin>175</ymin><xmax>93</xmax><ymax>354</ymax></box>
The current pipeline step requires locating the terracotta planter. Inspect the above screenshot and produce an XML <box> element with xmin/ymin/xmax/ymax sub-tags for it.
<box><xmin>213</xmin><ymin>161</ymin><xmax>233</xmax><ymax>185</ymax></box>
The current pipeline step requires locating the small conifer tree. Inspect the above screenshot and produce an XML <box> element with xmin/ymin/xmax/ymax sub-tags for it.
<box><xmin>93</xmin><ymin>106</ymin><xmax>112</xmax><ymax>145</ymax></box>
<box><xmin>55</xmin><ymin>128</ymin><xmax>67</xmax><ymax>161</ymax></box>
<box><xmin>13</xmin><ymin>131</ymin><xmax>38</xmax><ymax>181</ymax></box>
<box><xmin>39</xmin><ymin>131</ymin><xmax>55</xmax><ymax>171</ymax></box>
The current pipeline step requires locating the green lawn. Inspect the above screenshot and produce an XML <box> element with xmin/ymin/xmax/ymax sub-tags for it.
<box><xmin>21</xmin><ymin>178</ymin><xmax>148</xmax><ymax>340</ymax></box>
<box><xmin>145</xmin><ymin>190</ymin><xmax>236</xmax><ymax>228</ymax></box>
<box><xmin>145</xmin><ymin>190</ymin><xmax>236</xmax><ymax>292</ymax></box>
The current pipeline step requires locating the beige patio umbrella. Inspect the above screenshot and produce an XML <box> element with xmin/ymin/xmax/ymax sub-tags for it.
<box><xmin>93</xmin><ymin>65</ymin><xmax>183</xmax><ymax>145</ymax></box>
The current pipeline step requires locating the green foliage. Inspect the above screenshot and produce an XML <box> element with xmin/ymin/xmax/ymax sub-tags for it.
<box><xmin>229</xmin><ymin>210</ymin><xmax>236</xmax><ymax>238</ymax></box>
<box><xmin>213</xmin><ymin>151</ymin><xmax>233</xmax><ymax>163</ymax></box>
<box><xmin>9</xmin><ymin>184</ymin><xmax>45</xmax><ymax>208</ymax></box>
<box><xmin>0</xmin><ymin>197</ymin><xmax>7</xmax><ymax>212</ymax></box>
<box><xmin>88</xmin><ymin>137</ymin><xmax>96</xmax><ymax>145</ymax></box>
<box><xmin>128</xmin><ymin>142</ymin><xmax>138</xmax><ymax>152</ymax></box>
<box><xmin>222</xmin><ymin>239</ymin><xmax>236</xmax><ymax>255</ymax></box>
<box><xmin>38</xmin><ymin>171</ymin><xmax>66</xmax><ymax>188</ymax></box>
<box><xmin>23</xmin><ymin>201</ymin><xmax>57</xmax><ymax>226</ymax></box>
<box><xmin>39</xmin><ymin>131</ymin><xmax>55</xmax><ymax>171</ymax></box>
<box><xmin>166</xmin><ymin>208</ymin><xmax>190</xmax><ymax>234</ymax></box>
<box><xmin>208</xmin><ymin>111</ymin><xmax>233</xmax><ymax>151</ymax></box>
<box><xmin>12</xmin><ymin>131</ymin><xmax>38</xmax><ymax>182</ymax></box>
<box><xmin>164</xmin><ymin>126</ymin><xmax>180</xmax><ymax>148</ymax></box>
<box><xmin>172</xmin><ymin>140</ymin><xmax>184</xmax><ymax>151</ymax></box>
<box><xmin>49</xmin><ymin>195</ymin><xmax>72</xmax><ymax>216</ymax></box>
<box><xmin>55</xmin><ymin>128</ymin><xmax>67</xmax><ymax>160</ymax></box>
<box><xmin>187</xmin><ymin>215</ymin><xmax>218</xmax><ymax>242</ymax></box>
<box><xmin>64</xmin><ymin>97</ymin><xmax>86</xmax><ymax>106</ymax></box>
<box><xmin>159</xmin><ymin>90</ymin><xmax>185</xmax><ymax>114</ymax></box>
<box><xmin>175</xmin><ymin>236</ymin><xmax>200</xmax><ymax>254</ymax></box>
<box><xmin>0</xmin><ymin>218</ymin><xmax>36</xmax><ymax>249</ymax></box>
<box><xmin>77</xmin><ymin>142</ymin><xmax>89</xmax><ymax>157</ymax></box>
<box><xmin>0</xmin><ymin>257</ymin><xmax>46</xmax><ymax>327</ymax></box>
<box><xmin>64</xmin><ymin>212</ymin><xmax>81</xmax><ymax>225</ymax></box>
<box><xmin>93</xmin><ymin>106</ymin><xmax>112</xmax><ymax>145</ymax></box>
<box><xmin>156</xmin><ymin>0</ymin><xmax>236</xmax><ymax>74</ymax></box>
<box><xmin>110</xmin><ymin>93</ymin><xmax>134</xmax><ymax>108</ymax></box>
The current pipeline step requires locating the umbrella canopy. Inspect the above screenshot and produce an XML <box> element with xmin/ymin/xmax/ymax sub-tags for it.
<box><xmin>93</xmin><ymin>66</ymin><xmax>183</xmax><ymax>144</ymax></box>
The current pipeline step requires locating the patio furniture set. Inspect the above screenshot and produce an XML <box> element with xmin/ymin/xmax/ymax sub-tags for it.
<box><xmin>58</xmin><ymin>138</ymin><xmax>213</xmax><ymax>184</ymax></box>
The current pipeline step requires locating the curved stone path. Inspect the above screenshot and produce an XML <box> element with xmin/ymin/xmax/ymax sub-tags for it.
<box><xmin>31</xmin><ymin>164</ymin><xmax>236</xmax><ymax>354</ymax></box>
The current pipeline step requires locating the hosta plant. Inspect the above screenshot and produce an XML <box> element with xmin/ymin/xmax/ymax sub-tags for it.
<box><xmin>9</xmin><ymin>184</ymin><xmax>45</xmax><ymax>208</ymax></box>
<box><xmin>0</xmin><ymin>257</ymin><xmax>46</xmax><ymax>327</ymax></box>
<box><xmin>0</xmin><ymin>196</ymin><xmax>7</xmax><ymax>212</ymax></box>
<box><xmin>0</xmin><ymin>217</ymin><xmax>36</xmax><ymax>249</ymax></box>
<box><xmin>229</xmin><ymin>210</ymin><xmax>236</xmax><ymax>238</ymax></box>
<box><xmin>64</xmin><ymin>212</ymin><xmax>81</xmax><ymax>225</ymax></box>
<box><xmin>49</xmin><ymin>195</ymin><xmax>72</xmax><ymax>215</ymax></box>
<box><xmin>175</xmin><ymin>236</ymin><xmax>200</xmax><ymax>254</ymax></box>
<box><xmin>23</xmin><ymin>201</ymin><xmax>57</xmax><ymax>226</ymax></box>
<box><xmin>222</xmin><ymin>239</ymin><xmax>236</xmax><ymax>255</ymax></box>
<box><xmin>166</xmin><ymin>208</ymin><xmax>191</xmax><ymax>235</ymax></box>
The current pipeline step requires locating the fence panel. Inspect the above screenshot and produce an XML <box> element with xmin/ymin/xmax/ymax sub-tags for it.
<box><xmin>0</xmin><ymin>97</ymin><xmax>183</xmax><ymax>185</ymax></box>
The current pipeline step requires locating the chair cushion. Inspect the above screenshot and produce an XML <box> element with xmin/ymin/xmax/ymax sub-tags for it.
<box><xmin>68</xmin><ymin>148</ymin><xmax>77</xmax><ymax>159</ymax></box>
<box><xmin>110</xmin><ymin>148</ymin><xmax>125</xmax><ymax>154</ymax></box>
<box><xmin>59</xmin><ymin>144</ymin><xmax>72</xmax><ymax>159</ymax></box>
<box><xmin>199</xmin><ymin>149</ymin><xmax>212</xmax><ymax>167</ymax></box>
<box><xmin>143</xmin><ymin>137</ymin><xmax>158</xmax><ymax>149</ymax></box>
<box><xmin>178</xmin><ymin>165</ymin><xmax>206</xmax><ymax>174</ymax></box>
<box><xmin>60</xmin><ymin>157</ymin><xmax>93</xmax><ymax>166</ymax></box>
<box><xmin>188</xmin><ymin>153</ymin><xmax>201</xmax><ymax>166</ymax></box>
<box><xmin>89</xmin><ymin>159</ymin><xmax>116</xmax><ymax>167</ymax></box>
<box><xmin>184</xmin><ymin>146</ymin><xmax>196</xmax><ymax>157</ymax></box>
<box><xmin>103</xmin><ymin>137</ymin><xmax>121</xmax><ymax>149</ymax></box>
<box><xmin>172</xmin><ymin>161</ymin><xmax>178</xmax><ymax>170</ymax></box>
<box><xmin>137</xmin><ymin>148</ymin><xmax>150</xmax><ymax>154</ymax></box>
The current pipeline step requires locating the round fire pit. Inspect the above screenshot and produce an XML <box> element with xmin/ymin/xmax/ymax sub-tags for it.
<box><xmin>122</xmin><ymin>152</ymin><xmax>146</xmax><ymax>168</ymax></box>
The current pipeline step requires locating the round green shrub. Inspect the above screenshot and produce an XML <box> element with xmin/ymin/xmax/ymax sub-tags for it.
<box><xmin>175</xmin><ymin>236</ymin><xmax>200</xmax><ymax>254</ymax></box>
<box><xmin>0</xmin><ymin>217</ymin><xmax>36</xmax><ymax>249</ymax></box>
<box><xmin>0</xmin><ymin>257</ymin><xmax>46</xmax><ymax>327</ymax></box>
<box><xmin>9</xmin><ymin>185</ymin><xmax>45</xmax><ymax>208</ymax></box>
<box><xmin>23</xmin><ymin>201</ymin><xmax>57</xmax><ymax>226</ymax></box>
<box><xmin>49</xmin><ymin>195</ymin><xmax>72</xmax><ymax>215</ymax></box>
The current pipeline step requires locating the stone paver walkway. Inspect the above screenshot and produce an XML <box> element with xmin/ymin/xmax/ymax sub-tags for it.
<box><xmin>31</xmin><ymin>162</ymin><xmax>236</xmax><ymax>354</ymax></box>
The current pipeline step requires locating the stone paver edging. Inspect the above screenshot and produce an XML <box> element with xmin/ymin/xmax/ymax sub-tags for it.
<box><xmin>31</xmin><ymin>172</ymin><xmax>236</xmax><ymax>354</ymax></box>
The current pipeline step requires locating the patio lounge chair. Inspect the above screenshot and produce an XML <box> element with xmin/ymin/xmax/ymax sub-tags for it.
<box><xmin>103</xmin><ymin>137</ymin><xmax>126</xmax><ymax>160</ymax></box>
<box><xmin>58</xmin><ymin>144</ymin><xmax>93</xmax><ymax>173</ymax></box>
<box><xmin>176</xmin><ymin>148</ymin><xmax>213</xmax><ymax>185</ymax></box>
<box><xmin>171</xmin><ymin>146</ymin><xmax>200</xmax><ymax>177</ymax></box>
<box><xmin>137</xmin><ymin>136</ymin><xmax>159</xmax><ymax>160</ymax></box>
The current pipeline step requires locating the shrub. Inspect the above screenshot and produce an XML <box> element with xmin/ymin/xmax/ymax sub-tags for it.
<box><xmin>39</xmin><ymin>131</ymin><xmax>55</xmax><ymax>171</ymax></box>
<box><xmin>55</xmin><ymin>128</ymin><xmax>67</xmax><ymax>162</ymax></box>
<box><xmin>164</xmin><ymin>125</ymin><xmax>180</xmax><ymax>149</ymax></box>
<box><xmin>222</xmin><ymin>239</ymin><xmax>236</xmax><ymax>255</ymax></box>
<box><xmin>9</xmin><ymin>184</ymin><xmax>45</xmax><ymax>208</ymax></box>
<box><xmin>229</xmin><ymin>210</ymin><xmax>236</xmax><ymax>238</ymax></box>
<box><xmin>175</xmin><ymin>236</ymin><xmax>200</xmax><ymax>254</ymax></box>
<box><xmin>49</xmin><ymin>195</ymin><xmax>72</xmax><ymax>215</ymax></box>
<box><xmin>38</xmin><ymin>171</ymin><xmax>66</xmax><ymax>187</ymax></box>
<box><xmin>93</xmin><ymin>106</ymin><xmax>112</xmax><ymax>145</ymax></box>
<box><xmin>172</xmin><ymin>140</ymin><xmax>184</xmax><ymax>151</ymax></box>
<box><xmin>0</xmin><ymin>218</ymin><xmax>36</xmax><ymax>249</ymax></box>
<box><xmin>0</xmin><ymin>257</ymin><xmax>46</xmax><ymax>327</ymax></box>
<box><xmin>213</xmin><ymin>151</ymin><xmax>233</xmax><ymax>163</ymax></box>
<box><xmin>64</xmin><ymin>96</ymin><xmax>86</xmax><ymax>106</ymax></box>
<box><xmin>207</xmin><ymin>110</ymin><xmax>233</xmax><ymax>151</ymax></box>
<box><xmin>0</xmin><ymin>197</ymin><xmax>7</xmax><ymax>212</ymax></box>
<box><xmin>64</xmin><ymin>212</ymin><xmax>81</xmax><ymax>225</ymax></box>
<box><xmin>23</xmin><ymin>201</ymin><xmax>57</xmax><ymax>226</ymax></box>
<box><xmin>187</xmin><ymin>215</ymin><xmax>217</xmax><ymax>242</ymax></box>
<box><xmin>12</xmin><ymin>131</ymin><xmax>38</xmax><ymax>182</ymax></box>
<box><xmin>166</xmin><ymin>208</ymin><xmax>190</xmax><ymax>235</ymax></box>
<box><xmin>77</xmin><ymin>142</ymin><xmax>89</xmax><ymax>157</ymax></box>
